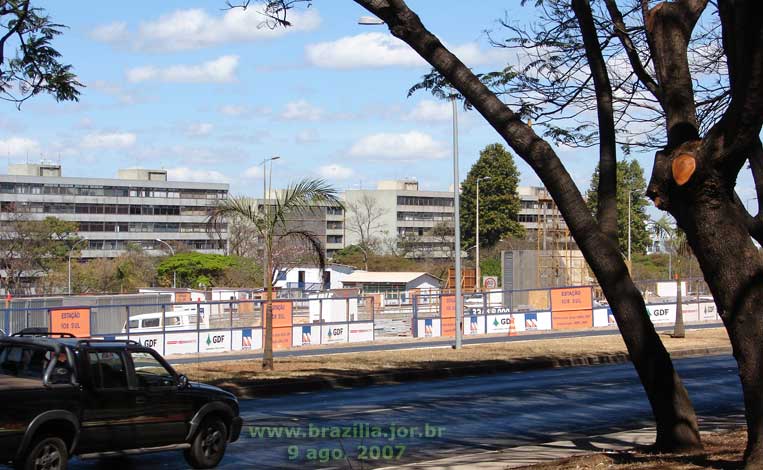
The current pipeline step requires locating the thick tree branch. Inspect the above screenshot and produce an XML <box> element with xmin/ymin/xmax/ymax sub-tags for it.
<box><xmin>709</xmin><ymin>0</ymin><xmax>763</xmax><ymax>163</ymax></box>
<box><xmin>603</xmin><ymin>0</ymin><xmax>661</xmax><ymax>101</ymax></box>
<box><xmin>644</xmin><ymin>0</ymin><xmax>708</xmax><ymax>149</ymax></box>
<box><xmin>572</xmin><ymin>0</ymin><xmax>617</xmax><ymax>243</ymax></box>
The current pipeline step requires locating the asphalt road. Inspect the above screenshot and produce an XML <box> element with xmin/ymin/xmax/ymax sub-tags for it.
<box><xmin>66</xmin><ymin>353</ymin><xmax>744</xmax><ymax>470</ymax></box>
<box><xmin>168</xmin><ymin>322</ymin><xmax>724</xmax><ymax>365</ymax></box>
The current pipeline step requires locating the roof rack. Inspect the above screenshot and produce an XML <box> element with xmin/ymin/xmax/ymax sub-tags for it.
<box><xmin>11</xmin><ymin>328</ymin><xmax>76</xmax><ymax>338</ymax></box>
<box><xmin>76</xmin><ymin>338</ymin><xmax>140</xmax><ymax>347</ymax></box>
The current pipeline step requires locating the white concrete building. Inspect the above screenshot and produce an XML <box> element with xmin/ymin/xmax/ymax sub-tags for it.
<box><xmin>0</xmin><ymin>163</ymin><xmax>229</xmax><ymax>258</ymax></box>
<box><xmin>273</xmin><ymin>264</ymin><xmax>356</xmax><ymax>291</ymax></box>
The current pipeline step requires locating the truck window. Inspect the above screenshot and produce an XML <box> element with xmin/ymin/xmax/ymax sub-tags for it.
<box><xmin>165</xmin><ymin>316</ymin><xmax>181</xmax><ymax>327</ymax></box>
<box><xmin>127</xmin><ymin>320</ymin><xmax>139</xmax><ymax>329</ymax></box>
<box><xmin>142</xmin><ymin>318</ymin><xmax>160</xmax><ymax>328</ymax></box>
<box><xmin>130</xmin><ymin>351</ymin><xmax>174</xmax><ymax>388</ymax></box>
<box><xmin>88</xmin><ymin>351</ymin><xmax>128</xmax><ymax>389</ymax></box>
<box><xmin>0</xmin><ymin>345</ymin><xmax>48</xmax><ymax>380</ymax></box>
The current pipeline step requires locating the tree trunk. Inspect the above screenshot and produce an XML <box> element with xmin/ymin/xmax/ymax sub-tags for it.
<box><xmin>354</xmin><ymin>0</ymin><xmax>702</xmax><ymax>452</ymax></box>
<box><xmin>263</xmin><ymin>248</ymin><xmax>274</xmax><ymax>371</ymax></box>
<box><xmin>662</xmin><ymin>182</ymin><xmax>763</xmax><ymax>467</ymax></box>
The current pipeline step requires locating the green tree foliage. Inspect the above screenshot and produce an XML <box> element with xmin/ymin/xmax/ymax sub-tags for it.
<box><xmin>156</xmin><ymin>252</ymin><xmax>243</xmax><ymax>289</ymax></box>
<box><xmin>332</xmin><ymin>245</ymin><xmax>418</xmax><ymax>272</ymax></box>
<box><xmin>460</xmin><ymin>143</ymin><xmax>524</xmax><ymax>250</ymax></box>
<box><xmin>0</xmin><ymin>1</ymin><xmax>82</xmax><ymax>108</ymax></box>
<box><xmin>586</xmin><ymin>160</ymin><xmax>650</xmax><ymax>256</ymax></box>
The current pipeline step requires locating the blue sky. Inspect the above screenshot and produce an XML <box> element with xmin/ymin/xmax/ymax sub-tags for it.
<box><xmin>1</xmin><ymin>1</ymin><xmax>755</xmax><ymax>215</ymax></box>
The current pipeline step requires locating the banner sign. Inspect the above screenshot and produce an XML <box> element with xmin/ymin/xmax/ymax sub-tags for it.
<box><xmin>463</xmin><ymin>314</ymin><xmax>485</xmax><ymax>335</ymax></box>
<box><xmin>293</xmin><ymin>325</ymin><xmax>315</xmax><ymax>347</ymax></box>
<box><xmin>269</xmin><ymin>301</ymin><xmax>293</xmax><ymax>328</ymax></box>
<box><xmin>50</xmin><ymin>307</ymin><xmax>91</xmax><ymax>337</ymax></box>
<box><xmin>550</xmin><ymin>287</ymin><xmax>593</xmax><ymax>330</ymax></box>
<box><xmin>273</xmin><ymin>326</ymin><xmax>292</xmax><ymax>350</ymax></box>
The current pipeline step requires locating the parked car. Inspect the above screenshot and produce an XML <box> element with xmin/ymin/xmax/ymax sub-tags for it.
<box><xmin>0</xmin><ymin>329</ymin><xmax>242</xmax><ymax>469</ymax></box>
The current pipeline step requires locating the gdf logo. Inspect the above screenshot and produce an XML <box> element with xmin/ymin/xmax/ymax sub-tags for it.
<box><xmin>142</xmin><ymin>338</ymin><xmax>158</xmax><ymax>348</ymax></box>
<box><xmin>500</xmin><ymin>318</ymin><xmax>512</xmax><ymax>325</ymax></box>
<box><xmin>652</xmin><ymin>309</ymin><xmax>670</xmax><ymax>316</ymax></box>
<box><xmin>212</xmin><ymin>335</ymin><xmax>225</xmax><ymax>344</ymax></box>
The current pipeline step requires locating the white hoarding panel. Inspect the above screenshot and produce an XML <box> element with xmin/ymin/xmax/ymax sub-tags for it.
<box><xmin>486</xmin><ymin>314</ymin><xmax>525</xmax><ymax>334</ymax></box>
<box><xmin>593</xmin><ymin>308</ymin><xmax>610</xmax><ymax>327</ymax></box>
<box><xmin>681</xmin><ymin>303</ymin><xmax>699</xmax><ymax>323</ymax></box>
<box><xmin>293</xmin><ymin>325</ymin><xmax>317</xmax><ymax>347</ymax></box>
<box><xmin>463</xmin><ymin>314</ymin><xmax>486</xmax><ymax>335</ymax></box>
<box><xmin>646</xmin><ymin>304</ymin><xmax>676</xmax><ymax>324</ymax></box>
<box><xmin>416</xmin><ymin>318</ymin><xmax>441</xmax><ymax>338</ymax></box>
<box><xmin>527</xmin><ymin>311</ymin><xmax>552</xmax><ymax>331</ymax></box>
<box><xmin>164</xmin><ymin>332</ymin><xmax>198</xmax><ymax>355</ymax></box>
<box><xmin>233</xmin><ymin>328</ymin><xmax>262</xmax><ymax>351</ymax></box>
<box><xmin>199</xmin><ymin>330</ymin><xmax>232</xmax><ymax>353</ymax></box>
<box><xmin>321</xmin><ymin>323</ymin><xmax>349</xmax><ymax>344</ymax></box>
<box><xmin>700</xmin><ymin>302</ymin><xmax>718</xmax><ymax>321</ymax></box>
<box><xmin>348</xmin><ymin>322</ymin><xmax>375</xmax><ymax>343</ymax></box>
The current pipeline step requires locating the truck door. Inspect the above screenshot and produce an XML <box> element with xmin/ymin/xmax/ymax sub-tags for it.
<box><xmin>127</xmin><ymin>350</ymin><xmax>195</xmax><ymax>447</ymax></box>
<box><xmin>78</xmin><ymin>350</ymin><xmax>135</xmax><ymax>452</ymax></box>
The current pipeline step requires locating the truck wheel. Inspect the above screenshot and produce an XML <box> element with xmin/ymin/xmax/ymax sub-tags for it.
<box><xmin>184</xmin><ymin>417</ymin><xmax>228</xmax><ymax>469</ymax></box>
<box><xmin>17</xmin><ymin>436</ymin><xmax>68</xmax><ymax>470</ymax></box>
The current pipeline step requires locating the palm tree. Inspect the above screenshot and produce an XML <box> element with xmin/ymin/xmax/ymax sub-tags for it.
<box><xmin>650</xmin><ymin>215</ymin><xmax>691</xmax><ymax>337</ymax></box>
<box><xmin>207</xmin><ymin>178</ymin><xmax>342</xmax><ymax>370</ymax></box>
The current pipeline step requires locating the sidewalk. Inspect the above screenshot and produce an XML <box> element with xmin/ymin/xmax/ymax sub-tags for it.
<box><xmin>379</xmin><ymin>414</ymin><xmax>745</xmax><ymax>469</ymax></box>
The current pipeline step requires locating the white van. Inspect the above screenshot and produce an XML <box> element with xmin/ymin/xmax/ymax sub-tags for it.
<box><xmin>122</xmin><ymin>311</ymin><xmax>203</xmax><ymax>333</ymax></box>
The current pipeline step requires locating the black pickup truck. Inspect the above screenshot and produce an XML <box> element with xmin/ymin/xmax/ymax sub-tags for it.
<box><xmin>0</xmin><ymin>330</ymin><xmax>242</xmax><ymax>470</ymax></box>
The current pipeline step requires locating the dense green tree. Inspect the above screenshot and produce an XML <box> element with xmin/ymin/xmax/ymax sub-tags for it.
<box><xmin>586</xmin><ymin>160</ymin><xmax>650</xmax><ymax>257</ymax></box>
<box><xmin>461</xmin><ymin>143</ymin><xmax>524</xmax><ymax>250</ymax></box>
<box><xmin>156</xmin><ymin>252</ymin><xmax>239</xmax><ymax>289</ymax></box>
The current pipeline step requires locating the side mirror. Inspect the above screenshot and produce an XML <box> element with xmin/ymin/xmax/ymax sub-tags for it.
<box><xmin>177</xmin><ymin>374</ymin><xmax>189</xmax><ymax>389</ymax></box>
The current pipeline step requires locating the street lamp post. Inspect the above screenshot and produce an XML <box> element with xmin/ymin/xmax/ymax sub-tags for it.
<box><xmin>475</xmin><ymin>176</ymin><xmax>491</xmax><ymax>291</ymax></box>
<box><xmin>155</xmin><ymin>238</ymin><xmax>176</xmax><ymax>288</ymax></box>
<box><xmin>260</xmin><ymin>156</ymin><xmax>280</xmax><ymax>290</ymax></box>
<box><xmin>67</xmin><ymin>238</ymin><xmax>88</xmax><ymax>295</ymax></box>
<box><xmin>451</xmin><ymin>95</ymin><xmax>464</xmax><ymax>350</ymax></box>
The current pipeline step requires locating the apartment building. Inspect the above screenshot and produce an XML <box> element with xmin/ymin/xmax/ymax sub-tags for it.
<box><xmin>517</xmin><ymin>186</ymin><xmax>573</xmax><ymax>248</ymax></box>
<box><xmin>0</xmin><ymin>163</ymin><xmax>229</xmax><ymax>258</ymax></box>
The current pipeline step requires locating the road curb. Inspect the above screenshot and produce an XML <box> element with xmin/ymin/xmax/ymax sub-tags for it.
<box><xmin>216</xmin><ymin>346</ymin><xmax>732</xmax><ymax>399</ymax></box>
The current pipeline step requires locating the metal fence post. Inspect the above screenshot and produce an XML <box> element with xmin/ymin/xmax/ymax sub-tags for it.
<box><xmin>230</xmin><ymin>300</ymin><xmax>234</xmax><ymax>352</ymax></box>
<box><xmin>160</xmin><ymin>304</ymin><xmax>166</xmax><ymax>355</ymax></box>
<box><xmin>412</xmin><ymin>294</ymin><xmax>418</xmax><ymax>337</ymax></box>
<box><xmin>126</xmin><ymin>305</ymin><xmax>131</xmax><ymax>342</ymax></box>
<box><xmin>196</xmin><ymin>300</ymin><xmax>201</xmax><ymax>354</ymax></box>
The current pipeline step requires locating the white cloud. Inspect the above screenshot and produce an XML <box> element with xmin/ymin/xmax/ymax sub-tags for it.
<box><xmin>318</xmin><ymin>164</ymin><xmax>354</xmax><ymax>180</ymax></box>
<box><xmin>306</xmin><ymin>33</ymin><xmax>512</xmax><ymax>69</ymax></box>
<box><xmin>90</xmin><ymin>21</ymin><xmax>129</xmax><ymax>43</ymax></box>
<box><xmin>280</xmin><ymin>100</ymin><xmax>323</xmax><ymax>121</ymax></box>
<box><xmin>0</xmin><ymin>137</ymin><xmax>40</xmax><ymax>156</ymax></box>
<box><xmin>406</xmin><ymin>100</ymin><xmax>453</xmax><ymax>122</ymax></box>
<box><xmin>243</xmin><ymin>166</ymin><xmax>264</xmax><ymax>179</ymax></box>
<box><xmin>219</xmin><ymin>104</ymin><xmax>249</xmax><ymax>117</ymax></box>
<box><xmin>167</xmin><ymin>167</ymin><xmax>230</xmax><ymax>183</ymax></box>
<box><xmin>81</xmin><ymin>132</ymin><xmax>137</xmax><ymax>149</ymax></box>
<box><xmin>126</xmin><ymin>55</ymin><xmax>239</xmax><ymax>84</ymax></box>
<box><xmin>295</xmin><ymin>129</ymin><xmax>319</xmax><ymax>144</ymax></box>
<box><xmin>349</xmin><ymin>131</ymin><xmax>448</xmax><ymax>160</ymax></box>
<box><xmin>93</xmin><ymin>7</ymin><xmax>321</xmax><ymax>53</ymax></box>
<box><xmin>89</xmin><ymin>80</ymin><xmax>141</xmax><ymax>105</ymax></box>
<box><xmin>186</xmin><ymin>122</ymin><xmax>214</xmax><ymax>137</ymax></box>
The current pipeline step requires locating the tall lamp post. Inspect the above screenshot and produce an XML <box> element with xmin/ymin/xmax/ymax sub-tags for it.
<box><xmin>261</xmin><ymin>156</ymin><xmax>280</xmax><ymax>289</ymax></box>
<box><xmin>475</xmin><ymin>176</ymin><xmax>491</xmax><ymax>291</ymax></box>
<box><xmin>357</xmin><ymin>14</ymin><xmax>463</xmax><ymax>349</ymax></box>
<box><xmin>451</xmin><ymin>94</ymin><xmax>464</xmax><ymax>350</ymax></box>
<box><xmin>67</xmin><ymin>238</ymin><xmax>89</xmax><ymax>295</ymax></box>
<box><xmin>155</xmin><ymin>238</ymin><xmax>176</xmax><ymax>288</ymax></box>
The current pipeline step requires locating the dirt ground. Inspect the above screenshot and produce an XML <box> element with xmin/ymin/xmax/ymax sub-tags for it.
<box><xmin>519</xmin><ymin>429</ymin><xmax>747</xmax><ymax>469</ymax></box>
<box><xmin>176</xmin><ymin>327</ymin><xmax>730</xmax><ymax>383</ymax></box>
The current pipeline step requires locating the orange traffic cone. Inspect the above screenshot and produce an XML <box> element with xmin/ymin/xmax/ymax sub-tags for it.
<box><xmin>508</xmin><ymin>315</ymin><xmax>517</xmax><ymax>337</ymax></box>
